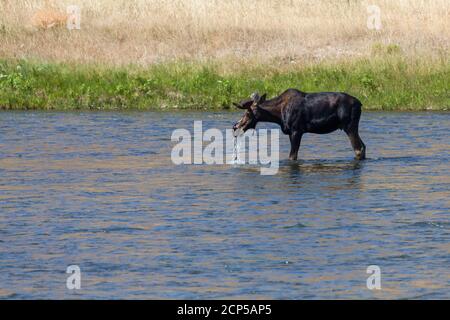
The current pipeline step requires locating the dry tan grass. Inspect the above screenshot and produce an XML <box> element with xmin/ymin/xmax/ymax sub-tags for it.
<box><xmin>0</xmin><ymin>0</ymin><xmax>449</xmax><ymax>66</ymax></box>
<box><xmin>30</xmin><ymin>8</ymin><xmax>67</xmax><ymax>29</ymax></box>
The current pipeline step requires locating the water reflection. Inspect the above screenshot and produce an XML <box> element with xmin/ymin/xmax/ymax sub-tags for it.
<box><xmin>283</xmin><ymin>159</ymin><xmax>363</xmax><ymax>173</ymax></box>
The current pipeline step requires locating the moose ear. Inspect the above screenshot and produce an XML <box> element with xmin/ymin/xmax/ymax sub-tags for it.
<box><xmin>233</xmin><ymin>102</ymin><xmax>246</xmax><ymax>109</ymax></box>
<box><xmin>258</xmin><ymin>93</ymin><xmax>267</xmax><ymax>104</ymax></box>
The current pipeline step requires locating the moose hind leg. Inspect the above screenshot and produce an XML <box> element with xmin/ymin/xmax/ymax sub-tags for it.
<box><xmin>346</xmin><ymin>130</ymin><xmax>366</xmax><ymax>160</ymax></box>
<box><xmin>289</xmin><ymin>131</ymin><xmax>302</xmax><ymax>160</ymax></box>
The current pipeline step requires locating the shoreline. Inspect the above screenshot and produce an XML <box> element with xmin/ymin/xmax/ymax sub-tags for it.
<box><xmin>0</xmin><ymin>57</ymin><xmax>448</xmax><ymax>111</ymax></box>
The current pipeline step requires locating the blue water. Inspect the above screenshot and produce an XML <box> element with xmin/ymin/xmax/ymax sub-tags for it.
<box><xmin>0</xmin><ymin>111</ymin><xmax>449</xmax><ymax>299</ymax></box>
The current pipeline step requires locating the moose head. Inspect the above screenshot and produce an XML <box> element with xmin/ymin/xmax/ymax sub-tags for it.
<box><xmin>232</xmin><ymin>92</ymin><xmax>267</xmax><ymax>136</ymax></box>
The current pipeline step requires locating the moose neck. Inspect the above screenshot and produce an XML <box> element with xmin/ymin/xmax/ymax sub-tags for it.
<box><xmin>257</xmin><ymin>104</ymin><xmax>283</xmax><ymax>127</ymax></box>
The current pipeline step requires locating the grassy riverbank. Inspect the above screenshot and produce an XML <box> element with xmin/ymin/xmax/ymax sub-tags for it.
<box><xmin>1</xmin><ymin>1</ymin><xmax>448</xmax><ymax>110</ymax></box>
<box><xmin>0</xmin><ymin>56</ymin><xmax>448</xmax><ymax>111</ymax></box>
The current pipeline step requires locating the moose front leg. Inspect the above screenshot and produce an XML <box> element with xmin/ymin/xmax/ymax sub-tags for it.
<box><xmin>345</xmin><ymin>129</ymin><xmax>366</xmax><ymax>160</ymax></box>
<box><xmin>289</xmin><ymin>131</ymin><xmax>302</xmax><ymax>160</ymax></box>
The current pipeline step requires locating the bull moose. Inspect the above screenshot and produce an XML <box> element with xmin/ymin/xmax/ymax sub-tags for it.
<box><xmin>232</xmin><ymin>89</ymin><xmax>366</xmax><ymax>160</ymax></box>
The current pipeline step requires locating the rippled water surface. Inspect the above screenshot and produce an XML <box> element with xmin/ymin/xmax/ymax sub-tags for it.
<box><xmin>0</xmin><ymin>111</ymin><xmax>449</xmax><ymax>299</ymax></box>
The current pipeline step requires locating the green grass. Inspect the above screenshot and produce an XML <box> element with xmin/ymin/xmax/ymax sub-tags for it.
<box><xmin>0</xmin><ymin>56</ymin><xmax>448</xmax><ymax>111</ymax></box>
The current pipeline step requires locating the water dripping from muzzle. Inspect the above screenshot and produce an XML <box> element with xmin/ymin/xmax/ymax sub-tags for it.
<box><xmin>232</xmin><ymin>134</ymin><xmax>240</xmax><ymax>163</ymax></box>
<box><xmin>231</xmin><ymin>129</ymin><xmax>254</xmax><ymax>164</ymax></box>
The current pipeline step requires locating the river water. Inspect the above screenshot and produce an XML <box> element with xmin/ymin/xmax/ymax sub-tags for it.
<box><xmin>0</xmin><ymin>111</ymin><xmax>449</xmax><ymax>299</ymax></box>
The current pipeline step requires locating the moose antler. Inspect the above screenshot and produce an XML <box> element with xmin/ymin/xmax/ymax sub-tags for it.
<box><xmin>250</xmin><ymin>92</ymin><xmax>260</xmax><ymax>101</ymax></box>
